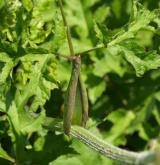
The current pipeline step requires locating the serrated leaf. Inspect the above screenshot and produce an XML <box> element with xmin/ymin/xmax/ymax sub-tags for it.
<box><xmin>20</xmin><ymin>111</ymin><xmax>45</xmax><ymax>134</ymax></box>
<box><xmin>0</xmin><ymin>53</ymin><xmax>14</xmax><ymax>84</ymax></box>
<box><xmin>95</xmin><ymin>1</ymin><xmax>157</xmax><ymax>46</ymax></box>
<box><xmin>13</xmin><ymin>54</ymin><xmax>58</xmax><ymax>112</ymax></box>
<box><xmin>94</xmin><ymin>23</ymin><xmax>113</xmax><ymax>44</ymax></box>
<box><xmin>109</xmin><ymin>2</ymin><xmax>156</xmax><ymax>46</ymax></box>
<box><xmin>118</xmin><ymin>44</ymin><xmax>160</xmax><ymax>76</ymax></box>
<box><xmin>41</xmin><ymin>12</ymin><xmax>66</xmax><ymax>53</ymax></box>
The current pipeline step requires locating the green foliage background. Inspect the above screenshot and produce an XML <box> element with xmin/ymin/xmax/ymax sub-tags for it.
<box><xmin>0</xmin><ymin>0</ymin><xmax>160</xmax><ymax>164</ymax></box>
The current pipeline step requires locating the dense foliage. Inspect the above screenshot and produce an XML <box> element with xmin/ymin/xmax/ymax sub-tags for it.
<box><xmin>0</xmin><ymin>0</ymin><xmax>160</xmax><ymax>164</ymax></box>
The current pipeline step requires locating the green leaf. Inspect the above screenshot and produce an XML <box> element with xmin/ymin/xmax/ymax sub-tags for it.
<box><xmin>0</xmin><ymin>145</ymin><xmax>15</xmax><ymax>163</ymax></box>
<box><xmin>127</xmin><ymin>96</ymin><xmax>155</xmax><ymax>136</ymax></box>
<box><xmin>95</xmin><ymin>1</ymin><xmax>157</xmax><ymax>46</ymax></box>
<box><xmin>118</xmin><ymin>43</ymin><xmax>160</xmax><ymax>77</ymax></box>
<box><xmin>22</xmin><ymin>0</ymin><xmax>33</xmax><ymax>11</ymax></box>
<box><xmin>94</xmin><ymin>23</ymin><xmax>113</xmax><ymax>44</ymax></box>
<box><xmin>41</xmin><ymin>12</ymin><xmax>66</xmax><ymax>53</ymax></box>
<box><xmin>0</xmin><ymin>0</ymin><xmax>160</xmax><ymax>164</ymax></box>
<box><xmin>0</xmin><ymin>0</ymin><xmax>5</xmax><ymax>9</ymax></box>
<box><xmin>86</xmin><ymin>75</ymin><xmax>106</xmax><ymax>104</ymax></box>
<box><xmin>83</xmin><ymin>0</ymin><xmax>101</xmax><ymax>8</ymax></box>
<box><xmin>108</xmin><ymin>1</ymin><xmax>157</xmax><ymax>46</ymax></box>
<box><xmin>49</xmin><ymin>133</ymin><xmax>112</xmax><ymax>165</ymax></box>
<box><xmin>152</xmin><ymin>102</ymin><xmax>160</xmax><ymax>125</ymax></box>
<box><xmin>13</xmin><ymin>54</ymin><xmax>58</xmax><ymax>112</ymax></box>
<box><xmin>0</xmin><ymin>53</ymin><xmax>13</xmax><ymax>112</ymax></box>
<box><xmin>0</xmin><ymin>53</ymin><xmax>13</xmax><ymax>84</ymax></box>
<box><xmin>64</xmin><ymin>0</ymin><xmax>89</xmax><ymax>39</ymax></box>
<box><xmin>93</xmin><ymin>48</ymin><xmax>127</xmax><ymax>77</ymax></box>
<box><xmin>20</xmin><ymin>111</ymin><xmax>46</xmax><ymax>134</ymax></box>
<box><xmin>93</xmin><ymin>5</ymin><xmax>110</xmax><ymax>23</ymax></box>
<box><xmin>49</xmin><ymin>156</ymin><xmax>83</xmax><ymax>165</ymax></box>
<box><xmin>105</xmin><ymin>109</ymin><xmax>135</xmax><ymax>145</ymax></box>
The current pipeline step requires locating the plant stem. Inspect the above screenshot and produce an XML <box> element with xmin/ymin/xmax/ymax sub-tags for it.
<box><xmin>75</xmin><ymin>44</ymin><xmax>105</xmax><ymax>56</ymax></box>
<box><xmin>71</xmin><ymin>126</ymin><xmax>155</xmax><ymax>165</ymax></box>
<box><xmin>43</xmin><ymin>118</ymin><xmax>156</xmax><ymax>165</ymax></box>
<box><xmin>58</xmin><ymin>0</ymin><xmax>74</xmax><ymax>56</ymax></box>
<box><xmin>55</xmin><ymin>45</ymin><xmax>105</xmax><ymax>61</ymax></box>
<box><xmin>55</xmin><ymin>44</ymin><xmax>106</xmax><ymax>61</ymax></box>
<box><xmin>58</xmin><ymin>0</ymin><xmax>106</xmax><ymax>58</ymax></box>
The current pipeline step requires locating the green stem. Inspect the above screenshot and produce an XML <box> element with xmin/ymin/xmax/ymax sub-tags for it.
<box><xmin>76</xmin><ymin>44</ymin><xmax>105</xmax><ymax>56</ymax></box>
<box><xmin>58</xmin><ymin>0</ymin><xmax>75</xmax><ymax>56</ymax></box>
<box><xmin>55</xmin><ymin>44</ymin><xmax>106</xmax><ymax>60</ymax></box>
<box><xmin>43</xmin><ymin>118</ymin><xmax>156</xmax><ymax>165</ymax></box>
<box><xmin>71</xmin><ymin>126</ymin><xmax>155</xmax><ymax>165</ymax></box>
<box><xmin>58</xmin><ymin>0</ymin><xmax>105</xmax><ymax>58</ymax></box>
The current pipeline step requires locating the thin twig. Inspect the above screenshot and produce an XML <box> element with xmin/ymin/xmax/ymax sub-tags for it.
<box><xmin>75</xmin><ymin>44</ymin><xmax>106</xmax><ymax>56</ymax></box>
<box><xmin>55</xmin><ymin>44</ymin><xmax>106</xmax><ymax>61</ymax></box>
